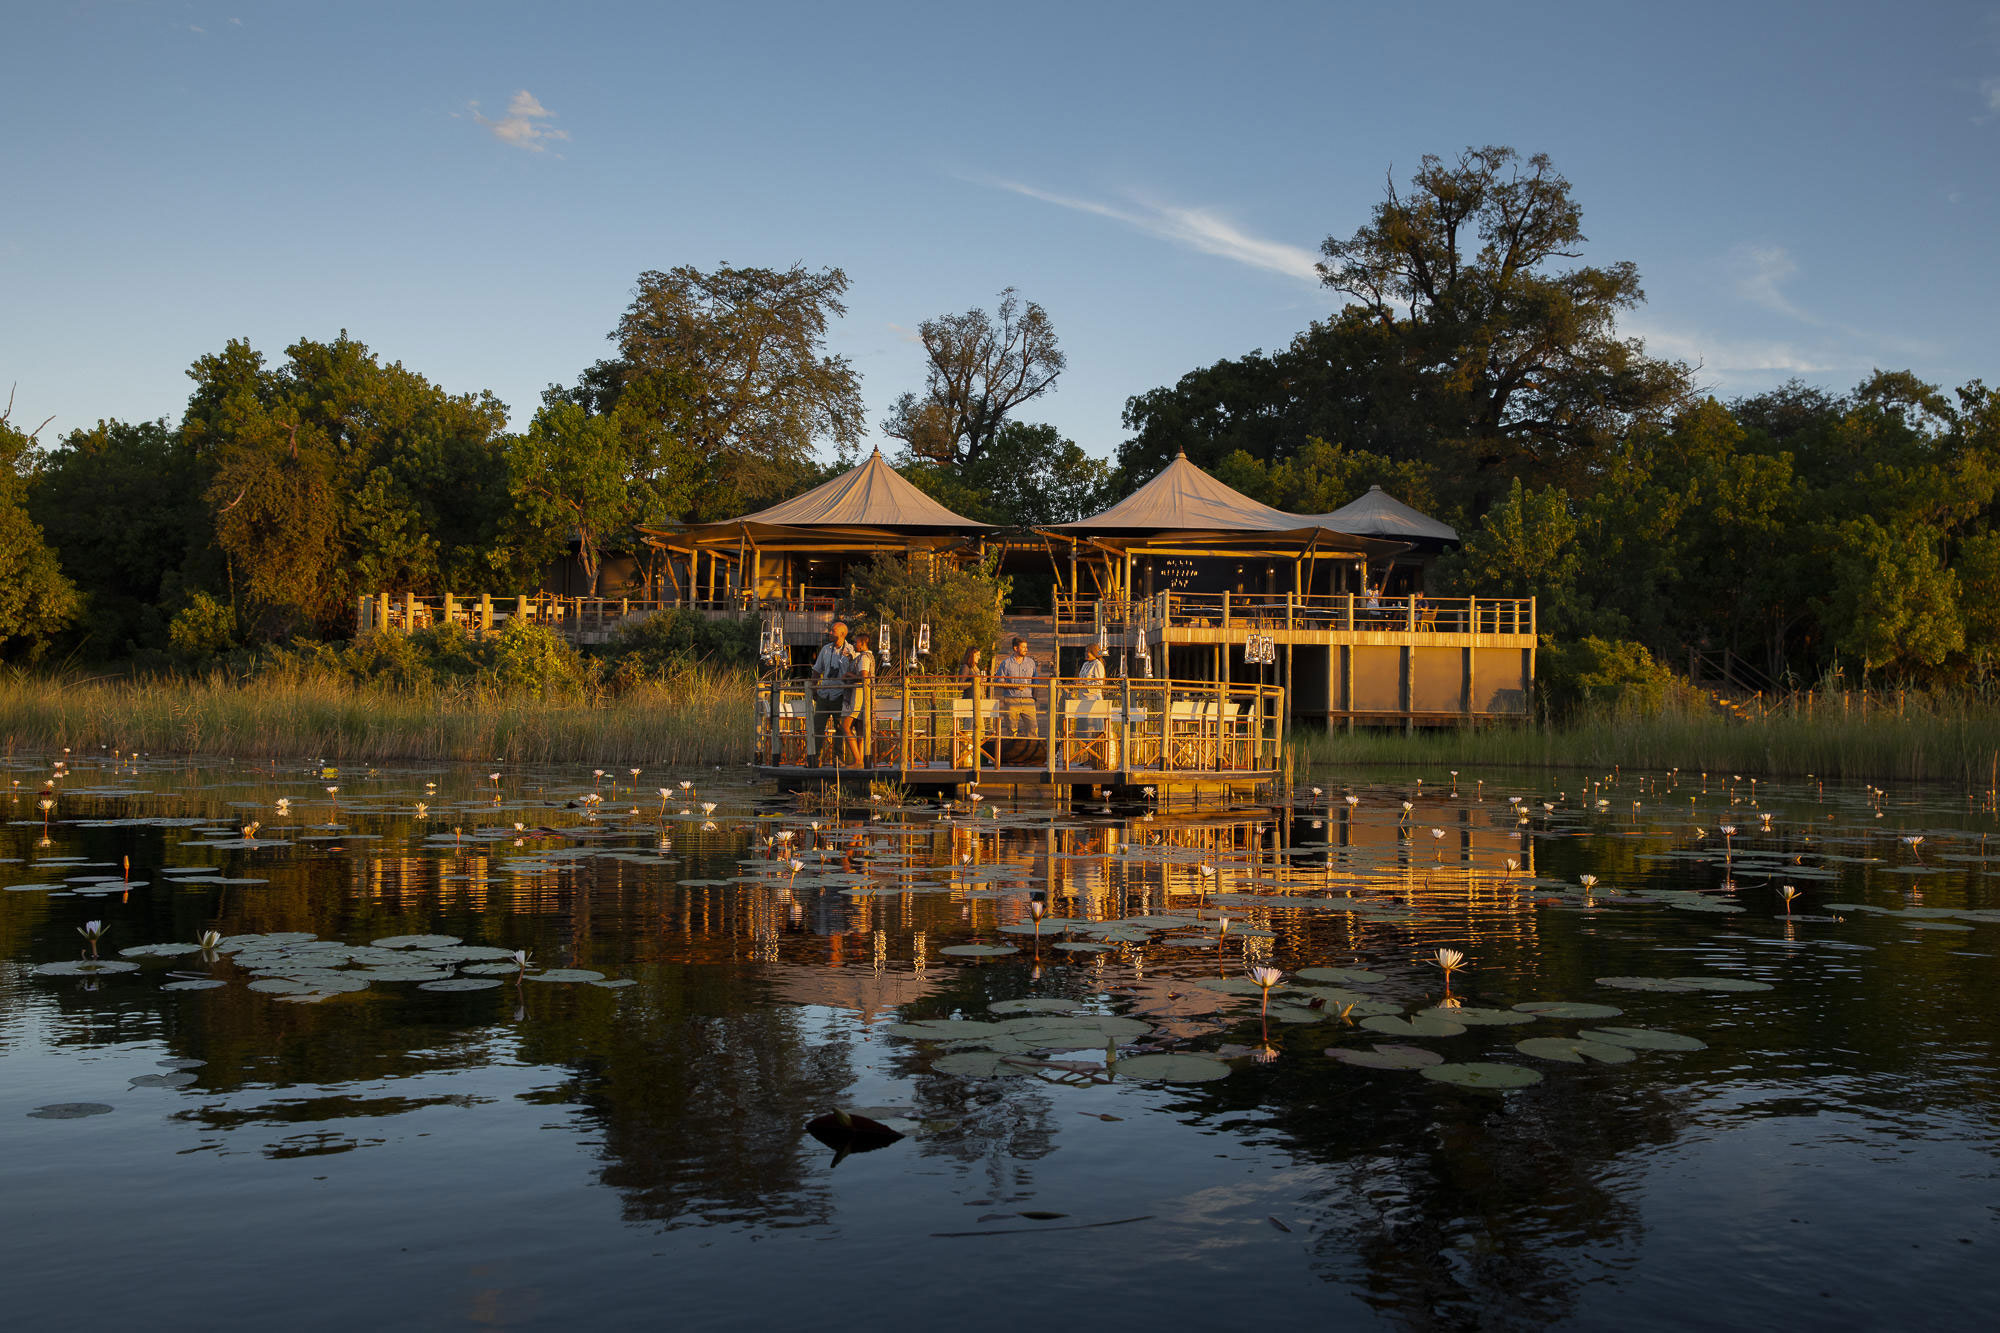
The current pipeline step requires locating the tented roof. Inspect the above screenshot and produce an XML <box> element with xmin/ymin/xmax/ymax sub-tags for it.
<box><xmin>1053</xmin><ymin>452</ymin><xmax>1302</xmax><ymax>533</ymax></box>
<box><xmin>1304</xmin><ymin>486</ymin><xmax>1459</xmax><ymax>543</ymax></box>
<box><xmin>730</xmin><ymin>448</ymin><xmax>989</xmax><ymax>531</ymax></box>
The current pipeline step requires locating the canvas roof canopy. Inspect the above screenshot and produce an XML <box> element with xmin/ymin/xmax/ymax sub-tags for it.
<box><xmin>642</xmin><ymin>448</ymin><xmax>992</xmax><ymax>552</ymax></box>
<box><xmin>1049</xmin><ymin>451</ymin><xmax>1410</xmax><ymax>561</ymax></box>
<box><xmin>1301</xmin><ymin>485</ymin><xmax>1459</xmax><ymax>544</ymax></box>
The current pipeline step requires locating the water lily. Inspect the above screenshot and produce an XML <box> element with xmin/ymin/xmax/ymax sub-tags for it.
<box><xmin>679</xmin><ymin>780</ymin><xmax>694</xmax><ymax>792</ymax></box>
<box><xmin>1249</xmin><ymin>965</ymin><xmax>1283</xmax><ymax>1024</ymax></box>
<box><xmin>701</xmin><ymin>802</ymin><xmax>716</xmax><ymax>816</ymax></box>
<box><xmin>1579</xmin><ymin>874</ymin><xmax>1598</xmax><ymax>890</ymax></box>
<box><xmin>511</xmin><ymin>950</ymin><xmax>531</xmax><ymax>972</ymax></box>
<box><xmin>1504</xmin><ymin>857</ymin><xmax>1521</xmax><ymax>873</ymax></box>
<box><xmin>1345</xmin><ymin>795</ymin><xmax>1360</xmax><ymax>806</ymax></box>
<box><xmin>78</xmin><ymin>920</ymin><xmax>107</xmax><ymax>957</ymax></box>
<box><xmin>414</xmin><ymin>803</ymin><xmax>428</xmax><ymax>818</ymax></box>
<box><xmin>197</xmin><ymin>929</ymin><xmax>222</xmax><ymax>951</ymax></box>
<box><xmin>1433</xmin><ymin>947</ymin><xmax>1466</xmax><ymax>993</ymax></box>
<box><xmin>1779</xmin><ymin>885</ymin><xmax>1801</xmax><ymax>914</ymax></box>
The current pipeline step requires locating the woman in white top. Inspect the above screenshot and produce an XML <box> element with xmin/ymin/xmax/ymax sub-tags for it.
<box><xmin>840</xmin><ymin>632</ymin><xmax>877</xmax><ymax>766</ymax></box>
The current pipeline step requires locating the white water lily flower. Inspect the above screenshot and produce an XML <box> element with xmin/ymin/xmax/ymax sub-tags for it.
<box><xmin>1345</xmin><ymin>795</ymin><xmax>1360</xmax><ymax>806</ymax></box>
<box><xmin>511</xmin><ymin>950</ymin><xmax>531</xmax><ymax>969</ymax></box>
<box><xmin>1434</xmin><ymin>947</ymin><xmax>1465</xmax><ymax>977</ymax></box>
<box><xmin>701</xmin><ymin>802</ymin><xmax>716</xmax><ymax>815</ymax></box>
<box><xmin>1249</xmin><ymin>966</ymin><xmax>1282</xmax><ymax>990</ymax></box>
<box><xmin>197</xmin><ymin>929</ymin><xmax>222</xmax><ymax>950</ymax></box>
<box><xmin>1579</xmin><ymin>874</ymin><xmax>1598</xmax><ymax>889</ymax></box>
<box><xmin>78</xmin><ymin>920</ymin><xmax>106</xmax><ymax>940</ymax></box>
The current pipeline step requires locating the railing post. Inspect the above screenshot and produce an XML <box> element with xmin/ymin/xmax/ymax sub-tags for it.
<box><xmin>478</xmin><ymin>594</ymin><xmax>493</xmax><ymax>635</ymax></box>
<box><xmin>1222</xmin><ymin>591</ymin><xmax>1230</xmax><ymax>629</ymax></box>
<box><xmin>1468</xmin><ymin>596</ymin><xmax>1477</xmax><ymax>636</ymax></box>
<box><xmin>1287</xmin><ymin>590</ymin><xmax>1296</xmax><ymax>632</ymax></box>
<box><xmin>901</xmin><ymin>675</ymin><xmax>912</xmax><ymax>774</ymax></box>
<box><xmin>1345</xmin><ymin>592</ymin><xmax>1354</xmax><ymax>632</ymax></box>
<box><xmin>404</xmin><ymin>591</ymin><xmax>418</xmax><ymax>630</ymax></box>
<box><xmin>1406</xmin><ymin>595</ymin><xmax>1415</xmax><ymax>632</ymax></box>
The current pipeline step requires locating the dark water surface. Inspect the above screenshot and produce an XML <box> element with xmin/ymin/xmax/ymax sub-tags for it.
<box><xmin>1</xmin><ymin>757</ymin><xmax>1994</xmax><ymax>1329</ymax></box>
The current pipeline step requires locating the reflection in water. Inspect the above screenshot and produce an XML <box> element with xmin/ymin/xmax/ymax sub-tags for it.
<box><xmin>1</xmin><ymin>758</ymin><xmax>1996</xmax><ymax>1327</ymax></box>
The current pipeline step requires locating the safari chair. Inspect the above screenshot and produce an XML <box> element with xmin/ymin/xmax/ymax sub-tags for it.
<box><xmin>772</xmin><ymin>694</ymin><xmax>812</xmax><ymax>766</ymax></box>
<box><xmin>1165</xmin><ymin>698</ymin><xmax>1213</xmax><ymax>770</ymax></box>
<box><xmin>1061</xmin><ymin>698</ymin><xmax>1117</xmax><ymax>771</ymax></box>
<box><xmin>869</xmin><ymin>694</ymin><xmax>903</xmax><ymax>769</ymax></box>
<box><xmin>951</xmin><ymin>697</ymin><xmax>999</xmax><ymax>767</ymax></box>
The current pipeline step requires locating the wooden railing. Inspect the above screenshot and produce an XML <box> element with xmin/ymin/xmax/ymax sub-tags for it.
<box><xmin>357</xmin><ymin>593</ymin><xmax>842</xmax><ymax>640</ymax></box>
<box><xmin>755</xmin><ymin>674</ymin><xmax>1286</xmax><ymax>777</ymax></box>
<box><xmin>1056</xmin><ymin>592</ymin><xmax>1535</xmax><ymax>637</ymax></box>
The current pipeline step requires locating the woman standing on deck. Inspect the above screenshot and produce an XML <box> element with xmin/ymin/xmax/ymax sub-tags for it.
<box><xmin>956</xmin><ymin>647</ymin><xmax>983</xmax><ymax>696</ymax></box>
<box><xmin>840</xmin><ymin>631</ymin><xmax>877</xmax><ymax>767</ymax></box>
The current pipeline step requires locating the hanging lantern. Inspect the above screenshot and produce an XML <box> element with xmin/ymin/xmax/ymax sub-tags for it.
<box><xmin>878</xmin><ymin>620</ymin><xmax>894</xmax><ymax>670</ymax></box>
<box><xmin>916</xmin><ymin>621</ymin><xmax>932</xmax><ymax>657</ymax></box>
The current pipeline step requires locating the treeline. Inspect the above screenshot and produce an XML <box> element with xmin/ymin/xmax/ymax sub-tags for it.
<box><xmin>0</xmin><ymin>268</ymin><xmax>1106</xmax><ymax>663</ymax></box>
<box><xmin>2</xmin><ymin>144</ymin><xmax>1994</xmax><ymax>693</ymax></box>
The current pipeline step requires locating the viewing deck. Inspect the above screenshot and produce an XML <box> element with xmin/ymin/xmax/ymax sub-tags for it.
<box><xmin>754</xmin><ymin>675</ymin><xmax>1287</xmax><ymax>796</ymax></box>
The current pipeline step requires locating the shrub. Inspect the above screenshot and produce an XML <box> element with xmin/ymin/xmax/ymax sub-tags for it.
<box><xmin>605</xmin><ymin>608</ymin><xmax>759</xmax><ymax>684</ymax></box>
<box><xmin>167</xmin><ymin>592</ymin><xmax>238</xmax><ymax>663</ymax></box>
<box><xmin>1539</xmin><ymin>636</ymin><xmax>1674</xmax><ymax>718</ymax></box>
<box><xmin>847</xmin><ymin>554</ymin><xmax>1008</xmax><ymax>671</ymax></box>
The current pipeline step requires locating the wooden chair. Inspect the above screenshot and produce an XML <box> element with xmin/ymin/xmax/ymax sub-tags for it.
<box><xmin>1061</xmin><ymin>698</ymin><xmax>1116</xmax><ymax>771</ymax></box>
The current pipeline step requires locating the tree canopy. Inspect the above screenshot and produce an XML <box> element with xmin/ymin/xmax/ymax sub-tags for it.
<box><xmin>881</xmin><ymin>288</ymin><xmax>1065</xmax><ymax>469</ymax></box>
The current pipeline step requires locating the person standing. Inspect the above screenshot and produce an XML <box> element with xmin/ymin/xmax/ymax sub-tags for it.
<box><xmin>809</xmin><ymin>621</ymin><xmax>853</xmax><ymax>765</ymax></box>
<box><xmin>840</xmin><ymin>631</ymin><xmax>877</xmax><ymax>767</ymax></box>
<box><xmin>994</xmin><ymin>636</ymin><xmax>1041</xmax><ymax>739</ymax></box>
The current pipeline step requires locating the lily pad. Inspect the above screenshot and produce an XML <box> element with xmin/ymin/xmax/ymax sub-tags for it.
<box><xmin>162</xmin><ymin>979</ymin><xmax>228</xmax><ymax>991</ymax></box>
<box><xmin>589</xmin><ymin>978</ymin><xmax>638</xmax><ymax>989</ymax></box>
<box><xmin>938</xmin><ymin>944</ymin><xmax>1020</xmax><ymax>958</ymax></box>
<box><xmin>118</xmin><ymin>943</ymin><xmax>203</xmax><ymax>958</ymax></box>
<box><xmin>1111</xmin><ymin>1053</ymin><xmax>1231</xmax><ymax>1082</ymax></box>
<box><xmin>1052</xmin><ymin>941</ymin><xmax>1111</xmax><ymax>952</ymax></box>
<box><xmin>1513</xmin><ymin>1000</ymin><xmax>1623</xmax><ymax>1019</ymax></box>
<box><xmin>989</xmin><ymin>998</ymin><xmax>1084</xmax><ymax>1015</ymax></box>
<box><xmin>1327</xmin><ymin>1044</ymin><xmax>1444</xmax><ymax>1070</ymax></box>
<box><xmin>27</xmin><ymin>1103</ymin><xmax>115</xmax><ymax>1119</ymax></box>
<box><xmin>1420</xmin><ymin>1062</ymin><xmax>1543</xmax><ymax>1089</ymax></box>
<box><xmin>418</xmin><ymin>977</ymin><xmax>502</xmax><ymax>992</ymax></box>
<box><xmin>931</xmin><ymin>1050</ymin><xmax>1032</xmax><ymax>1078</ymax></box>
<box><xmin>128</xmin><ymin>1072</ymin><xmax>198</xmax><ymax>1088</ymax></box>
<box><xmin>1415</xmin><ymin>1006</ymin><xmax>1536</xmax><ymax>1026</ymax></box>
<box><xmin>1668</xmin><ymin>976</ymin><xmax>1774</xmax><ymax>992</ymax></box>
<box><xmin>1516</xmin><ymin>1037</ymin><xmax>1637</xmax><ymax>1065</ymax></box>
<box><xmin>1580</xmin><ymin>1026</ymin><xmax>1707</xmax><ymax>1052</ymax></box>
<box><xmin>888</xmin><ymin>1020</ymin><xmax>1001</xmax><ymax>1040</ymax></box>
<box><xmin>33</xmin><ymin>959</ymin><xmax>140</xmax><ymax>976</ymax></box>
<box><xmin>370</xmin><ymin>934</ymin><xmax>463</xmax><ymax>950</ymax></box>
<box><xmin>526</xmin><ymin>968</ymin><xmax>606</xmax><ymax>983</ymax></box>
<box><xmin>1361</xmin><ymin>1014</ymin><xmax>1467</xmax><ymax>1038</ymax></box>
<box><xmin>1597</xmin><ymin>976</ymin><xmax>1702</xmax><ymax>992</ymax></box>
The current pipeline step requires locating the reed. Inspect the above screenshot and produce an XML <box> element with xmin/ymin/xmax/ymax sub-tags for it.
<box><xmin>1290</xmin><ymin>693</ymin><xmax>2000</xmax><ymax>786</ymax></box>
<box><xmin>0</xmin><ymin>668</ymin><xmax>756</xmax><ymax>765</ymax></box>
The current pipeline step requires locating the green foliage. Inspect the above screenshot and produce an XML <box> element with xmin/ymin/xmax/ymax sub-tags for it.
<box><xmin>1817</xmin><ymin>517</ymin><xmax>1964</xmax><ymax>678</ymax></box>
<box><xmin>167</xmin><ymin>592</ymin><xmax>238</xmax><ymax>663</ymax></box>
<box><xmin>846</xmin><ymin>554</ymin><xmax>1008</xmax><ymax>671</ymax></box>
<box><xmin>1214</xmin><ymin>437</ymin><xmax>1442</xmax><ymax>518</ymax></box>
<box><xmin>1538</xmin><ymin>637</ymin><xmax>1675</xmax><ymax>718</ymax></box>
<box><xmin>1433</xmin><ymin>478</ymin><xmax>1597</xmax><ymax>637</ymax></box>
<box><xmin>267</xmin><ymin>619</ymin><xmax>592</xmax><ymax>699</ymax></box>
<box><xmin>604</xmin><ymin>608</ymin><xmax>759</xmax><ymax>684</ymax></box>
<box><xmin>897</xmin><ymin>421</ymin><xmax>1115</xmax><ymax>525</ymax></box>
<box><xmin>0</xmin><ymin>414</ymin><xmax>79</xmax><ymax>655</ymax></box>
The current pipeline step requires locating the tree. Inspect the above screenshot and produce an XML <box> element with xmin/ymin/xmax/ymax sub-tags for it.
<box><xmin>1432</xmin><ymin>478</ymin><xmax>1594</xmax><ymax>637</ymax></box>
<box><xmin>28</xmin><ymin>417</ymin><xmax>219</xmax><ymax>655</ymax></box>
<box><xmin>896</xmin><ymin>421</ymin><xmax>1114</xmax><ymax>526</ymax></box>
<box><xmin>881</xmin><ymin>288</ymin><xmax>1065</xmax><ymax>468</ymax></box>
<box><xmin>0</xmin><ymin>405</ymin><xmax>80</xmax><ymax>655</ymax></box>
<box><xmin>610</xmin><ymin>263</ymin><xmax>865</xmax><ymax>513</ymax></box>
<box><xmin>1817</xmin><ymin>516</ymin><xmax>1964</xmax><ymax>679</ymax></box>
<box><xmin>183</xmin><ymin>334</ymin><xmax>513</xmax><ymax>638</ymax></box>
<box><xmin>502</xmin><ymin>403</ymin><xmax>632</xmax><ymax>595</ymax></box>
<box><xmin>1120</xmin><ymin>147</ymin><xmax>1690</xmax><ymax>516</ymax></box>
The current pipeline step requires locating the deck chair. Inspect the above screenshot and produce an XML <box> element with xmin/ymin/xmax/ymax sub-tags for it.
<box><xmin>774</xmin><ymin>696</ymin><xmax>812</xmax><ymax>766</ymax></box>
<box><xmin>1061</xmin><ymin>698</ymin><xmax>1116</xmax><ymax>771</ymax></box>
<box><xmin>1165</xmin><ymin>699</ymin><xmax>1211</xmax><ymax>770</ymax></box>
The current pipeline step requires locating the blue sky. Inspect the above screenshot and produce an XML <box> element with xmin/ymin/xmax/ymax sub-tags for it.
<box><xmin>6</xmin><ymin>1</ymin><xmax>1999</xmax><ymax>456</ymax></box>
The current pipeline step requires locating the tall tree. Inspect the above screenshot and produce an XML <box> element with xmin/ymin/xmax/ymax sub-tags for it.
<box><xmin>0</xmin><ymin>402</ymin><xmax>80</xmax><ymax>655</ymax></box>
<box><xmin>610</xmin><ymin>263</ymin><xmax>864</xmax><ymax>514</ymax></box>
<box><xmin>895</xmin><ymin>422</ymin><xmax>1114</xmax><ymax>526</ymax></box>
<box><xmin>1121</xmin><ymin>147</ymin><xmax>1690</xmax><ymax>516</ymax></box>
<box><xmin>881</xmin><ymin>288</ymin><xmax>1065</xmax><ymax>468</ymax></box>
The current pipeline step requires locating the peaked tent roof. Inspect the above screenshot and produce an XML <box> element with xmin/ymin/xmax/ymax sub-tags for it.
<box><xmin>1304</xmin><ymin>486</ymin><xmax>1459</xmax><ymax>543</ymax></box>
<box><xmin>1052</xmin><ymin>452</ymin><xmax>1302</xmax><ymax>533</ymax></box>
<box><xmin>730</xmin><ymin>448</ymin><xmax>989</xmax><ymax>531</ymax></box>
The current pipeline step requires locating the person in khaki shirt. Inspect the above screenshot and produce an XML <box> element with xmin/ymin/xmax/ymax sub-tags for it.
<box><xmin>993</xmin><ymin>636</ymin><xmax>1041</xmax><ymax>738</ymax></box>
<box><xmin>839</xmin><ymin>631</ymin><xmax>877</xmax><ymax>767</ymax></box>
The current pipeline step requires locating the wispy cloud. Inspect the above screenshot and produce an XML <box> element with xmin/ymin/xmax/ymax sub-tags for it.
<box><xmin>1625</xmin><ymin>319</ymin><xmax>1839</xmax><ymax>383</ymax></box>
<box><xmin>471</xmin><ymin>91</ymin><xmax>569</xmax><ymax>153</ymax></box>
<box><xmin>1982</xmin><ymin>75</ymin><xmax>2000</xmax><ymax>114</ymax></box>
<box><xmin>1734</xmin><ymin>245</ymin><xmax>1807</xmax><ymax>321</ymax></box>
<box><xmin>987</xmin><ymin>179</ymin><xmax>1321</xmax><ymax>283</ymax></box>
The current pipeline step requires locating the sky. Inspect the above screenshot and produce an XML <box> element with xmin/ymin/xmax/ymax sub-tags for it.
<box><xmin>5</xmin><ymin>1</ymin><xmax>1999</xmax><ymax>459</ymax></box>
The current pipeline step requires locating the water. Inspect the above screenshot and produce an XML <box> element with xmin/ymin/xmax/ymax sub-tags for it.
<box><xmin>1</xmin><ymin>757</ymin><xmax>1994</xmax><ymax>1329</ymax></box>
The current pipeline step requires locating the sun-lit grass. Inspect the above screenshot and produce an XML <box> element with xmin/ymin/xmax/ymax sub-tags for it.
<box><xmin>0</xmin><ymin>668</ymin><xmax>755</xmax><ymax>765</ymax></box>
<box><xmin>1291</xmin><ymin>693</ymin><xmax>2000</xmax><ymax>786</ymax></box>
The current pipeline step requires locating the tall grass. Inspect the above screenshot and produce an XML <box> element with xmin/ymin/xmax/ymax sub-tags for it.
<box><xmin>1290</xmin><ymin>692</ymin><xmax>2000</xmax><ymax>786</ymax></box>
<box><xmin>0</xmin><ymin>668</ymin><xmax>755</xmax><ymax>765</ymax></box>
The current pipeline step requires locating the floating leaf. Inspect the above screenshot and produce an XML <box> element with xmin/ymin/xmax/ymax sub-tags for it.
<box><xmin>1667</xmin><ymin>976</ymin><xmax>1774</xmax><ymax>992</ymax></box>
<box><xmin>525</xmin><ymin>968</ymin><xmax>605</xmax><ymax>983</ymax></box>
<box><xmin>939</xmin><ymin>944</ymin><xmax>1019</xmax><ymax>958</ymax></box>
<box><xmin>118</xmin><ymin>943</ymin><xmax>203</xmax><ymax>958</ymax></box>
<box><xmin>33</xmin><ymin>960</ymin><xmax>140</xmax><ymax>976</ymax></box>
<box><xmin>1580</xmin><ymin>1026</ymin><xmax>1707</xmax><ymax>1052</ymax></box>
<box><xmin>27</xmin><ymin>1103</ymin><xmax>114</xmax><ymax>1119</ymax></box>
<box><xmin>128</xmin><ymin>1072</ymin><xmax>197</xmax><ymax>1088</ymax></box>
<box><xmin>989</xmin><ymin>998</ymin><xmax>1084</xmax><ymax>1015</ymax></box>
<box><xmin>162</xmin><ymin>979</ymin><xmax>227</xmax><ymax>991</ymax></box>
<box><xmin>418</xmin><ymin>977</ymin><xmax>503</xmax><ymax>992</ymax></box>
<box><xmin>888</xmin><ymin>1020</ymin><xmax>1001</xmax><ymax>1040</ymax></box>
<box><xmin>1361</xmin><ymin>1014</ymin><xmax>1466</xmax><ymax>1038</ymax></box>
<box><xmin>931</xmin><ymin>1051</ymin><xmax>1032</xmax><ymax>1078</ymax></box>
<box><xmin>1516</xmin><ymin>1037</ymin><xmax>1637</xmax><ymax>1065</ymax></box>
<box><xmin>1111</xmin><ymin>1053</ymin><xmax>1231</xmax><ymax>1082</ymax></box>
<box><xmin>1596</xmin><ymin>976</ymin><xmax>1702</xmax><ymax>993</ymax></box>
<box><xmin>589</xmin><ymin>978</ymin><xmax>638</xmax><ymax>989</ymax></box>
<box><xmin>1327</xmin><ymin>1044</ymin><xmax>1443</xmax><ymax>1069</ymax></box>
<box><xmin>1420</xmin><ymin>1062</ymin><xmax>1543</xmax><ymax>1089</ymax></box>
<box><xmin>1415</xmin><ymin>1006</ymin><xmax>1535</xmax><ymax>1026</ymax></box>
<box><xmin>370</xmin><ymin>934</ymin><xmax>463</xmax><ymax>950</ymax></box>
<box><xmin>1513</xmin><ymin>1001</ymin><xmax>1623</xmax><ymax>1019</ymax></box>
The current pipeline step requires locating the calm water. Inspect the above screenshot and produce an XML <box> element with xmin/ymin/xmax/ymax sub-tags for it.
<box><xmin>1</xmin><ymin>757</ymin><xmax>1994</xmax><ymax>1329</ymax></box>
